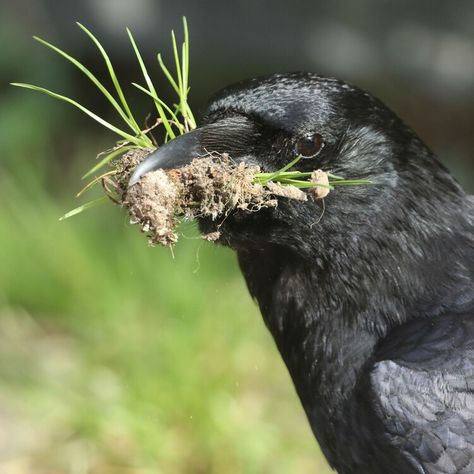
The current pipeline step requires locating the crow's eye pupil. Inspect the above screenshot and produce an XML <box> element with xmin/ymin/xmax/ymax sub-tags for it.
<box><xmin>296</xmin><ymin>133</ymin><xmax>323</xmax><ymax>158</ymax></box>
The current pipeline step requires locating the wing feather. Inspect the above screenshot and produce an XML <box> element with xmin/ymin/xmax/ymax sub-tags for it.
<box><xmin>370</xmin><ymin>313</ymin><xmax>474</xmax><ymax>474</ymax></box>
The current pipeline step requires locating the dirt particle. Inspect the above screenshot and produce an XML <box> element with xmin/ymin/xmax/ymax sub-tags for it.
<box><xmin>114</xmin><ymin>148</ymin><xmax>154</xmax><ymax>186</ymax></box>
<box><xmin>266</xmin><ymin>181</ymin><xmax>308</xmax><ymax>201</ymax></box>
<box><xmin>309</xmin><ymin>170</ymin><xmax>330</xmax><ymax>199</ymax></box>
<box><xmin>202</xmin><ymin>231</ymin><xmax>221</xmax><ymax>242</ymax></box>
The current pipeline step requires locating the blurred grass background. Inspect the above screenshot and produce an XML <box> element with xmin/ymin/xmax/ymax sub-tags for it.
<box><xmin>0</xmin><ymin>1</ymin><xmax>473</xmax><ymax>473</ymax></box>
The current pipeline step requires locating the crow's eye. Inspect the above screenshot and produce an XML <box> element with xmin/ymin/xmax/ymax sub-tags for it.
<box><xmin>295</xmin><ymin>133</ymin><xmax>324</xmax><ymax>158</ymax></box>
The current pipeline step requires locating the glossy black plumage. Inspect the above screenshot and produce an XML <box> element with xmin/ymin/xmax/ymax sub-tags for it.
<box><xmin>136</xmin><ymin>72</ymin><xmax>474</xmax><ymax>473</ymax></box>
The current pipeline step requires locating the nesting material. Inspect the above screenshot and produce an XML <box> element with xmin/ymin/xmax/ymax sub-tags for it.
<box><xmin>121</xmin><ymin>152</ymin><xmax>277</xmax><ymax>246</ymax></box>
<box><xmin>265</xmin><ymin>182</ymin><xmax>308</xmax><ymax>201</ymax></box>
<box><xmin>115</xmin><ymin>149</ymin><xmax>331</xmax><ymax>246</ymax></box>
<box><xmin>125</xmin><ymin>169</ymin><xmax>180</xmax><ymax>246</ymax></box>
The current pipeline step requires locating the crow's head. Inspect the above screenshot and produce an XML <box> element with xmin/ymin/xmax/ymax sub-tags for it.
<box><xmin>130</xmin><ymin>72</ymin><xmax>463</xmax><ymax>255</ymax></box>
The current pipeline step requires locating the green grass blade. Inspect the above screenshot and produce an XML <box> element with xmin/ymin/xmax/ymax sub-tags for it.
<box><xmin>180</xmin><ymin>43</ymin><xmax>196</xmax><ymax>131</ymax></box>
<box><xmin>127</xmin><ymin>28</ymin><xmax>176</xmax><ymax>140</ymax></box>
<box><xmin>184</xmin><ymin>102</ymin><xmax>196</xmax><ymax>130</ymax></box>
<box><xmin>278</xmin><ymin>155</ymin><xmax>303</xmax><ymax>173</ymax></box>
<box><xmin>11</xmin><ymin>83</ymin><xmax>143</xmax><ymax>144</ymax></box>
<box><xmin>82</xmin><ymin>145</ymin><xmax>135</xmax><ymax>179</ymax></box>
<box><xmin>182</xmin><ymin>17</ymin><xmax>189</xmax><ymax>95</ymax></box>
<box><xmin>171</xmin><ymin>30</ymin><xmax>183</xmax><ymax>99</ymax></box>
<box><xmin>157</xmin><ymin>53</ymin><xmax>180</xmax><ymax>94</ymax></box>
<box><xmin>59</xmin><ymin>196</ymin><xmax>109</xmax><ymax>221</ymax></box>
<box><xmin>271</xmin><ymin>171</ymin><xmax>313</xmax><ymax>179</ymax></box>
<box><xmin>182</xmin><ymin>17</ymin><xmax>196</xmax><ymax>128</ymax></box>
<box><xmin>254</xmin><ymin>155</ymin><xmax>303</xmax><ymax>184</ymax></box>
<box><xmin>77</xmin><ymin>170</ymin><xmax>117</xmax><ymax>196</ymax></box>
<box><xmin>171</xmin><ymin>28</ymin><xmax>191</xmax><ymax>133</ymax></box>
<box><xmin>328</xmin><ymin>180</ymin><xmax>372</xmax><ymax>185</ymax></box>
<box><xmin>132</xmin><ymin>83</ymin><xmax>185</xmax><ymax>134</ymax></box>
<box><xmin>76</xmin><ymin>23</ymin><xmax>141</xmax><ymax>134</ymax></box>
<box><xmin>155</xmin><ymin>18</ymin><xmax>196</xmax><ymax>132</ymax></box>
<box><xmin>327</xmin><ymin>172</ymin><xmax>345</xmax><ymax>180</ymax></box>
<box><xmin>33</xmin><ymin>35</ymin><xmax>137</xmax><ymax>134</ymax></box>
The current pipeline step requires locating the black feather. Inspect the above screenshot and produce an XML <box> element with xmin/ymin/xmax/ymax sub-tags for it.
<box><xmin>198</xmin><ymin>72</ymin><xmax>474</xmax><ymax>473</ymax></box>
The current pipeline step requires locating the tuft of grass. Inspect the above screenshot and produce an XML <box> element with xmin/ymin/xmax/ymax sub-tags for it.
<box><xmin>12</xmin><ymin>18</ymin><xmax>369</xmax><ymax>223</ymax></box>
<box><xmin>11</xmin><ymin>17</ymin><xmax>195</xmax><ymax>196</ymax></box>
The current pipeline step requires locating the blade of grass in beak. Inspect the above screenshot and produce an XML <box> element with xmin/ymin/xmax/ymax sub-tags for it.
<box><xmin>180</xmin><ymin>42</ymin><xmax>190</xmax><ymax>131</ymax></box>
<box><xmin>33</xmin><ymin>35</ymin><xmax>138</xmax><ymax>134</ymax></box>
<box><xmin>327</xmin><ymin>172</ymin><xmax>345</xmax><ymax>180</ymax></box>
<box><xmin>127</xmin><ymin>28</ymin><xmax>176</xmax><ymax>140</ymax></box>
<box><xmin>59</xmin><ymin>196</ymin><xmax>109</xmax><ymax>221</ymax></box>
<box><xmin>254</xmin><ymin>155</ymin><xmax>303</xmax><ymax>184</ymax></box>
<box><xmin>82</xmin><ymin>145</ymin><xmax>135</xmax><ymax>179</ymax></box>
<box><xmin>180</xmin><ymin>17</ymin><xmax>196</xmax><ymax>130</ymax></box>
<box><xmin>182</xmin><ymin>17</ymin><xmax>189</xmax><ymax>95</ymax></box>
<box><xmin>76</xmin><ymin>170</ymin><xmax>117</xmax><ymax>196</ymax></box>
<box><xmin>157</xmin><ymin>53</ymin><xmax>180</xmax><ymax>94</ymax></box>
<box><xmin>272</xmin><ymin>171</ymin><xmax>314</xmax><ymax>178</ymax></box>
<box><xmin>328</xmin><ymin>180</ymin><xmax>372</xmax><ymax>185</ymax></box>
<box><xmin>158</xmin><ymin>54</ymin><xmax>196</xmax><ymax>133</ymax></box>
<box><xmin>11</xmin><ymin>83</ymin><xmax>143</xmax><ymax>144</ymax></box>
<box><xmin>171</xmin><ymin>30</ymin><xmax>183</xmax><ymax>99</ymax></box>
<box><xmin>180</xmin><ymin>45</ymin><xmax>196</xmax><ymax>130</ymax></box>
<box><xmin>76</xmin><ymin>22</ymin><xmax>142</xmax><ymax>135</ymax></box>
<box><xmin>132</xmin><ymin>83</ymin><xmax>185</xmax><ymax>134</ymax></box>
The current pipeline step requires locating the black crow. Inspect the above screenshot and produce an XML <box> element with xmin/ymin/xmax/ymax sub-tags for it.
<box><xmin>130</xmin><ymin>73</ymin><xmax>474</xmax><ymax>474</ymax></box>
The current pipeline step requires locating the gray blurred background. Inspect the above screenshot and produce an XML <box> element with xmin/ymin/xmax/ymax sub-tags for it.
<box><xmin>0</xmin><ymin>1</ymin><xmax>473</xmax><ymax>473</ymax></box>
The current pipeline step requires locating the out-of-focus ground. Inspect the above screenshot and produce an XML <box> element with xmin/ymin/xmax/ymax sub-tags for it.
<box><xmin>0</xmin><ymin>1</ymin><xmax>472</xmax><ymax>472</ymax></box>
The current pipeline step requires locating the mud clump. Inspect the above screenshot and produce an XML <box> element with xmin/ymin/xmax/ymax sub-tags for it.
<box><xmin>309</xmin><ymin>169</ymin><xmax>330</xmax><ymax>199</ymax></box>
<box><xmin>265</xmin><ymin>181</ymin><xmax>307</xmax><ymax>201</ymax></box>
<box><xmin>114</xmin><ymin>148</ymin><xmax>154</xmax><ymax>187</ymax></box>
<box><xmin>121</xmin><ymin>151</ymin><xmax>277</xmax><ymax>246</ymax></box>
<box><xmin>125</xmin><ymin>169</ymin><xmax>180</xmax><ymax>246</ymax></box>
<box><xmin>175</xmin><ymin>154</ymin><xmax>274</xmax><ymax>219</ymax></box>
<box><xmin>113</xmin><ymin>149</ymin><xmax>332</xmax><ymax>247</ymax></box>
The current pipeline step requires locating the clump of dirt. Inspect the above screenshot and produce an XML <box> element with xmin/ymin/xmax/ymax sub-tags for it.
<box><xmin>309</xmin><ymin>169</ymin><xmax>330</xmax><ymax>199</ymax></box>
<box><xmin>114</xmin><ymin>148</ymin><xmax>154</xmax><ymax>188</ymax></box>
<box><xmin>118</xmin><ymin>150</ymin><xmax>278</xmax><ymax>246</ymax></box>
<box><xmin>174</xmin><ymin>154</ymin><xmax>275</xmax><ymax>219</ymax></box>
<box><xmin>265</xmin><ymin>181</ymin><xmax>307</xmax><ymax>201</ymax></box>
<box><xmin>110</xmin><ymin>149</ymin><xmax>330</xmax><ymax>246</ymax></box>
<box><xmin>125</xmin><ymin>168</ymin><xmax>180</xmax><ymax>246</ymax></box>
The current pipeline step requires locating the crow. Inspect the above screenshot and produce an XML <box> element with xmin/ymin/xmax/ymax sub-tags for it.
<box><xmin>130</xmin><ymin>73</ymin><xmax>474</xmax><ymax>474</ymax></box>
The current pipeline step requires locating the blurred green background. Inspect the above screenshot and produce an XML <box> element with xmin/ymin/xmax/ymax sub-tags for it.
<box><xmin>1</xmin><ymin>1</ymin><xmax>473</xmax><ymax>473</ymax></box>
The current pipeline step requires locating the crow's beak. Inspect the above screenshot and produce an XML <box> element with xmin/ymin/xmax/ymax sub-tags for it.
<box><xmin>128</xmin><ymin>128</ymin><xmax>203</xmax><ymax>186</ymax></box>
<box><xmin>128</xmin><ymin>116</ymin><xmax>257</xmax><ymax>186</ymax></box>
